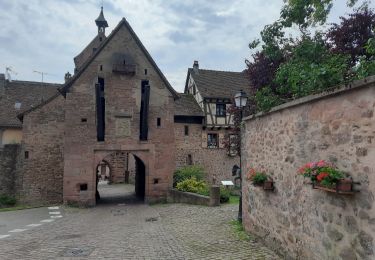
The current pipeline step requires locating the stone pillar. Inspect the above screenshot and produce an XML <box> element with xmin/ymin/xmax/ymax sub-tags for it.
<box><xmin>209</xmin><ymin>185</ymin><xmax>220</xmax><ymax>206</ymax></box>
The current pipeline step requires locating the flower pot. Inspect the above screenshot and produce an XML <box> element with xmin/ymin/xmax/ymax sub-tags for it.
<box><xmin>336</xmin><ymin>179</ymin><xmax>353</xmax><ymax>192</ymax></box>
<box><xmin>263</xmin><ymin>180</ymin><xmax>274</xmax><ymax>191</ymax></box>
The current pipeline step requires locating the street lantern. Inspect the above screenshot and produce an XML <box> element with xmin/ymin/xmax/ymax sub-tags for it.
<box><xmin>233</xmin><ymin>90</ymin><xmax>247</xmax><ymax>223</ymax></box>
<box><xmin>234</xmin><ymin>90</ymin><xmax>248</xmax><ymax>108</ymax></box>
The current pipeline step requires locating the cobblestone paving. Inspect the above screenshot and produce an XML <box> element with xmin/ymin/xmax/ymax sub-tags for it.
<box><xmin>0</xmin><ymin>184</ymin><xmax>279</xmax><ymax>259</ymax></box>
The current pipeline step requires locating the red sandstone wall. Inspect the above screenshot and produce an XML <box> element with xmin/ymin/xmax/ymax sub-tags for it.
<box><xmin>242</xmin><ymin>79</ymin><xmax>375</xmax><ymax>259</ymax></box>
<box><xmin>63</xmin><ymin>23</ymin><xmax>176</xmax><ymax>205</ymax></box>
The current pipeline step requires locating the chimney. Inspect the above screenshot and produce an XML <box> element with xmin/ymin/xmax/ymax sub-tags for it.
<box><xmin>193</xmin><ymin>60</ymin><xmax>199</xmax><ymax>74</ymax></box>
<box><xmin>64</xmin><ymin>71</ymin><xmax>72</xmax><ymax>83</ymax></box>
<box><xmin>0</xmin><ymin>74</ymin><xmax>5</xmax><ymax>97</ymax></box>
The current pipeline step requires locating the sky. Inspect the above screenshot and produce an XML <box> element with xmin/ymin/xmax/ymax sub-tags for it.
<box><xmin>0</xmin><ymin>0</ymin><xmax>373</xmax><ymax>92</ymax></box>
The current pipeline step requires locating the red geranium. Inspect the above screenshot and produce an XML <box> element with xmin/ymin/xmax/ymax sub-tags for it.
<box><xmin>317</xmin><ymin>172</ymin><xmax>329</xmax><ymax>182</ymax></box>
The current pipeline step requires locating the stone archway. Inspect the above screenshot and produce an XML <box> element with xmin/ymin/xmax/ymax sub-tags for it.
<box><xmin>94</xmin><ymin>150</ymin><xmax>149</xmax><ymax>204</ymax></box>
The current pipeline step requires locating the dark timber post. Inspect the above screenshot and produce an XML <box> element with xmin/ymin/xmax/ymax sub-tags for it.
<box><xmin>140</xmin><ymin>81</ymin><xmax>150</xmax><ymax>141</ymax></box>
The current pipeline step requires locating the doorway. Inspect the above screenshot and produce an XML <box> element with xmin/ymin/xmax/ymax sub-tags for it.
<box><xmin>96</xmin><ymin>153</ymin><xmax>146</xmax><ymax>205</ymax></box>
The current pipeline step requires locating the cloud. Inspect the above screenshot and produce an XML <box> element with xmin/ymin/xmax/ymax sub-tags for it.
<box><xmin>0</xmin><ymin>0</ymin><xmax>373</xmax><ymax>91</ymax></box>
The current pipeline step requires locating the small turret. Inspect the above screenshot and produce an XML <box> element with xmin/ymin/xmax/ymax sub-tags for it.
<box><xmin>95</xmin><ymin>6</ymin><xmax>109</xmax><ymax>34</ymax></box>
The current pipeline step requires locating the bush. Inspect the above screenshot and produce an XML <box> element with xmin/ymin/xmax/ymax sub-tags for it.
<box><xmin>0</xmin><ymin>195</ymin><xmax>17</xmax><ymax>207</ymax></box>
<box><xmin>220</xmin><ymin>188</ymin><xmax>231</xmax><ymax>203</ymax></box>
<box><xmin>175</xmin><ymin>177</ymin><xmax>209</xmax><ymax>195</ymax></box>
<box><xmin>173</xmin><ymin>165</ymin><xmax>205</xmax><ymax>187</ymax></box>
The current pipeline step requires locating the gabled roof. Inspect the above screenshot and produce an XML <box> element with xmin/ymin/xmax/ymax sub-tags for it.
<box><xmin>74</xmin><ymin>34</ymin><xmax>106</xmax><ymax>71</ymax></box>
<box><xmin>174</xmin><ymin>94</ymin><xmax>204</xmax><ymax>117</ymax></box>
<box><xmin>0</xmin><ymin>80</ymin><xmax>60</xmax><ymax>127</ymax></box>
<box><xmin>184</xmin><ymin>68</ymin><xmax>251</xmax><ymax>99</ymax></box>
<box><xmin>60</xmin><ymin>18</ymin><xmax>178</xmax><ymax>99</ymax></box>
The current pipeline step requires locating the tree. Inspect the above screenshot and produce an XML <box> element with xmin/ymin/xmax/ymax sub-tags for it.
<box><xmin>327</xmin><ymin>7</ymin><xmax>375</xmax><ymax>66</ymax></box>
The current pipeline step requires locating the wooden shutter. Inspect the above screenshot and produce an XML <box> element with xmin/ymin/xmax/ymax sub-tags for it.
<box><xmin>219</xmin><ymin>133</ymin><xmax>225</xmax><ymax>148</ymax></box>
<box><xmin>202</xmin><ymin>132</ymin><xmax>207</xmax><ymax>148</ymax></box>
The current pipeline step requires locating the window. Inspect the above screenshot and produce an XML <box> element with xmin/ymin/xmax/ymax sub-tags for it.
<box><xmin>144</xmin><ymin>69</ymin><xmax>148</xmax><ymax>75</ymax></box>
<box><xmin>228</xmin><ymin>134</ymin><xmax>238</xmax><ymax>156</ymax></box>
<box><xmin>100</xmin><ymin>65</ymin><xmax>103</xmax><ymax>71</ymax></box>
<box><xmin>157</xmin><ymin>118</ymin><xmax>161</xmax><ymax>127</ymax></box>
<box><xmin>193</xmin><ymin>85</ymin><xmax>196</xmax><ymax>95</ymax></box>
<box><xmin>187</xmin><ymin>154</ymin><xmax>193</xmax><ymax>165</ymax></box>
<box><xmin>216</xmin><ymin>104</ymin><xmax>226</xmax><ymax>117</ymax></box>
<box><xmin>207</xmin><ymin>133</ymin><xmax>218</xmax><ymax>148</ymax></box>
<box><xmin>184</xmin><ymin>125</ymin><xmax>189</xmax><ymax>136</ymax></box>
<box><xmin>24</xmin><ymin>151</ymin><xmax>29</xmax><ymax>159</ymax></box>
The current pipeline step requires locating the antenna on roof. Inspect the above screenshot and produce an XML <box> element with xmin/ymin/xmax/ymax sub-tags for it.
<box><xmin>33</xmin><ymin>70</ymin><xmax>52</xmax><ymax>83</ymax></box>
<box><xmin>5</xmin><ymin>66</ymin><xmax>17</xmax><ymax>82</ymax></box>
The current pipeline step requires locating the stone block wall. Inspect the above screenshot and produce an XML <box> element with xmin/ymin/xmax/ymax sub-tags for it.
<box><xmin>242</xmin><ymin>78</ymin><xmax>375</xmax><ymax>259</ymax></box>
<box><xmin>0</xmin><ymin>144</ymin><xmax>20</xmax><ymax>197</ymax></box>
<box><xmin>19</xmin><ymin>95</ymin><xmax>65</xmax><ymax>205</ymax></box>
<box><xmin>175</xmin><ymin>123</ymin><xmax>239</xmax><ymax>184</ymax></box>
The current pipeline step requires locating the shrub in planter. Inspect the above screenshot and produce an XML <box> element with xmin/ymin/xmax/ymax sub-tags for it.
<box><xmin>176</xmin><ymin>177</ymin><xmax>208</xmax><ymax>195</ymax></box>
<box><xmin>246</xmin><ymin>168</ymin><xmax>268</xmax><ymax>186</ymax></box>
<box><xmin>298</xmin><ymin>160</ymin><xmax>350</xmax><ymax>190</ymax></box>
<box><xmin>0</xmin><ymin>195</ymin><xmax>17</xmax><ymax>208</ymax></box>
<box><xmin>220</xmin><ymin>187</ymin><xmax>231</xmax><ymax>203</ymax></box>
<box><xmin>173</xmin><ymin>165</ymin><xmax>205</xmax><ymax>187</ymax></box>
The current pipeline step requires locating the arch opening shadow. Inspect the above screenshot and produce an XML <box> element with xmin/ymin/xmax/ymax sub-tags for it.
<box><xmin>95</xmin><ymin>153</ymin><xmax>146</xmax><ymax>205</ymax></box>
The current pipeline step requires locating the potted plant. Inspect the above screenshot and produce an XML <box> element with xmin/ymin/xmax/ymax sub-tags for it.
<box><xmin>298</xmin><ymin>160</ymin><xmax>355</xmax><ymax>193</ymax></box>
<box><xmin>246</xmin><ymin>168</ymin><xmax>274</xmax><ymax>190</ymax></box>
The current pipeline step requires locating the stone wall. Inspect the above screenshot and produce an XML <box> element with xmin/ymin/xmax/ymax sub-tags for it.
<box><xmin>0</xmin><ymin>144</ymin><xmax>20</xmax><ymax>197</ymax></box>
<box><xmin>242</xmin><ymin>78</ymin><xmax>375</xmax><ymax>259</ymax></box>
<box><xmin>175</xmin><ymin>123</ymin><xmax>239</xmax><ymax>184</ymax></box>
<box><xmin>19</xmin><ymin>95</ymin><xmax>65</xmax><ymax>205</ymax></box>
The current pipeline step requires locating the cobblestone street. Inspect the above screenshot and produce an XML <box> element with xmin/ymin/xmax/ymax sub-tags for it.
<box><xmin>0</xmin><ymin>184</ymin><xmax>279</xmax><ymax>259</ymax></box>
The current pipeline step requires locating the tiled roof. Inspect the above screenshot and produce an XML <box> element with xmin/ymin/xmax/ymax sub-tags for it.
<box><xmin>187</xmin><ymin>68</ymin><xmax>251</xmax><ymax>99</ymax></box>
<box><xmin>0</xmin><ymin>80</ymin><xmax>60</xmax><ymax>128</ymax></box>
<box><xmin>175</xmin><ymin>94</ymin><xmax>204</xmax><ymax>117</ymax></box>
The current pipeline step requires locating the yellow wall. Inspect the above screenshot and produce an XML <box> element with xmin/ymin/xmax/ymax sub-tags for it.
<box><xmin>2</xmin><ymin>129</ymin><xmax>22</xmax><ymax>145</ymax></box>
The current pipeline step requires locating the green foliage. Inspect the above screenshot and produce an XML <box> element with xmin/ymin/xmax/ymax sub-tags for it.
<box><xmin>229</xmin><ymin>220</ymin><xmax>252</xmax><ymax>241</ymax></box>
<box><xmin>219</xmin><ymin>188</ymin><xmax>231</xmax><ymax>203</ymax></box>
<box><xmin>173</xmin><ymin>165</ymin><xmax>204</xmax><ymax>187</ymax></box>
<box><xmin>0</xmin><ymin>195</ymin><xmax>17</xmax><ymax>208</ymax></box>
<box><xmin>252</xmin><ymin>172</ymin><xmax>268</xmax><ymax>185</ymax></box>
<box><xmin>175</xmin><ymin>177</ymin><xmax>208</xmax><ymax>195</ymax></box>
<box><xmin>357</xmin><ymin>38</ymin><xmax>375</xmax><ymax>79</ymax></box>
<box><xmin>281</xmin><ymin>0</ymin><xmax>334</xmax><ymax>28</ymax></box>
<box><xmin>254</xmin><ymin>86</ymin><xmax>283</xmax><ymax>112</ymax></box>
<box><xmin>274</xmin><ymin>38</ymin><xmax>350</xmax><ymax>98</ymax></box>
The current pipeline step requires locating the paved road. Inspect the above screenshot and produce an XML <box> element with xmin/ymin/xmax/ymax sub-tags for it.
<box><xmin>0</xmin><ymin>206</ymin><xmax>63</xmax><ymax>239</ymax></box>
<box><xmin>0</xmin><ymin>184</ymin><xmax>279</xmax><ymax>259</ymax></box>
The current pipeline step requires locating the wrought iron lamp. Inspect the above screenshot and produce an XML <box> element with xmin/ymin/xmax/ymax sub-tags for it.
<box><xmin>234</xmin><ymin>90</ymin><xmax>248</xmax><ymax>222</ymax></box>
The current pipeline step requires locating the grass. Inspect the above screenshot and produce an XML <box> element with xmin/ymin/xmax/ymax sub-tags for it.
<box><xmin>229</xmin><ymin>195</ymin><xmax>240</xmax><ymax>204</ymax></box>
<box><xmin>229</xmin><ymin>220</ymin><xmax>252</xmax><ymax>241</ymax></box>
<box><xmin>0</xmin><ymin>204</ymin><xmax>41</xmax><ymax>212</ymax></box>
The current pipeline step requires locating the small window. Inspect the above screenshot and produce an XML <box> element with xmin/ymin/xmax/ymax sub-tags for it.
<box><xmin>193</xmin><ymin>85</ymin><xmax>196</xmax><ymax>95</ymax></box>
<box><xmin>157</xmin><ymin>118</ymin><xmax>161</xmax><ymax>127</ymax></box>
<box><xmin>100</xmin><ymin>65</ymin><xmax>103</xmax><ymax>71</ymax></box>
<box><xmin>216</xmin><ymin>104</ymin><xmax>226</xmax><ymax>117</ymax></box>
<box><xmin>153</xmin><ymin>178</ymin><xmax>159</xmax><ymax>184</ymax></box>
<box><xmin>24</xmin><ymin>151</ymin><xmax>29</xmax><ymax>159</ymax></box>
<box><xmin>207</xmin><ymin>133</ymin><xmax>218</xmax><ymax>148</ymax></box>
<box><xmin>144</xmin><ymin>69</ymin><xmax>148</xmax><ymax>75</ymax></box>
<box><xmin>14</xmin><ymin>102</ymin><xmax>22</xmax><ymax>110</ymax></box>
<box><xmin>187</xmin><ymin>154</ymin><xmax>193</xmax><ymax>165</ymax></box>
<box><xmin>184</xmin><ymin>125</ymin><xmax>189</xmax><ymax>136</ymax></box>
<box><xmin>80</xmin><ymin>184</ymin><xmax>88</xmax><ymax>191</ymax></box>
<box><xmin>99</xmin><ymin>37</ymin><xmax>103</xmax><ymax>42</ymax></box>
<box><xmin>81</xmin><ymin>118</ymin><xmax>87</xmax><ymax>123</ymax></box>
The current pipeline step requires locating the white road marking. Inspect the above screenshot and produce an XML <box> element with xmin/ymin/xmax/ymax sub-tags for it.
<box><xmin>49</xmin><ymin>211</ymin><xmax>61</xmax><ymax>215</ymax></box>
<box><xmin>40</xmin><ymin>219</ymin><xmax>54</xmax><ymax>223</ymax></box>
<box><xmin>27</xmin><ymin>224</ymin><xmax>42</xmax><ymax>227</ymax></box>
<box><xmin>48</xmin><ymin>206</ymin><xmax>59</xmax><ymax>210</ymax></box>
<box><xmin>0</xmin><ymin>235</ymin><xmax>11</xmax><ymax>239</ymax></box>
<box><xmin>50</xmin><ymin>215</ymin><xmax>62</xmax><ymax>219</ymax></box>
<box><xmin>8</xmin><ymin>229</ymin><xmax>27</xmax><ymax>233</ymax></box>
